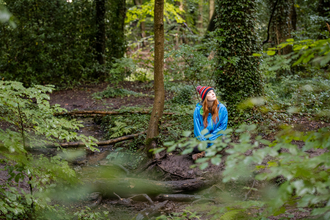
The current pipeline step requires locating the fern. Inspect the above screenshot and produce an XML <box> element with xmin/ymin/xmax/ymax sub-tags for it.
<box><xmin>109</xmin><ymin>121</ymin><xmax>135</xmax><ymax>138</ymax></box>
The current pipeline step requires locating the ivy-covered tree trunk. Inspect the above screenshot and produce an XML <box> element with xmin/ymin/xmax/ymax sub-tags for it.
<box><xmin>215</xmin><ymin>0</ymin><xmax>262</xmax><ymax>110</ymax></box>
<box><xmin>95</xmin><ymin>0</ymin><xmax>105</xmax><ymax>66</ymax></box>
<box><xmin>145</xmin><ymin>0</ymin><xmax>165</xmax><ymax>158</ymax></box>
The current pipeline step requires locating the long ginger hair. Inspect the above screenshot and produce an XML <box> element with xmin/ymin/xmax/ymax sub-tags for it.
<box><xmin>202</xmin><ymin>98</ymin><xmax>219</xmax><ymax>127</ymax></box>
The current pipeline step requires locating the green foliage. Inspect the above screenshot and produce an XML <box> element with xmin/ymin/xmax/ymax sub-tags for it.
<box><xmin>92</xmin><ymin>86</ymin><xmax>148</xmax><ymax>99</ymax></box>
<box><xmin>108</xmin><ymin>120</ymin><xmax>135</xmax><ymax>138</ymax></box>
<box><xmin>215</xmin><ymin>0</ymin><xmax>263</xmax><ymax>110</ymax></box>
<box><xmin>165</xmin><ymin>121</ymin><xmax>330</xmax><ymax>218</ymax></box>
<box><xmin>263</xmin><ymin>38</ymin><xmax>330</xmax><ymax>68</ymax></box>
<box><xmin>157</xmin><ymin>209</ymin><xmax>201</xmax><ymax>220</ymax></box>
<box><xmin>0</xmin><ymin>0</ymin><xmax>126</xmax><ymax>86</ymax></box>
<box><xmin>126</xmin><ymin>0</ymin><xmax>184</xmax><ymax>24</ymax></box>
<box><xmin>0</xmin><ymin>81</ymin><xmax>97</xmax><ymax>217</ymax></box>
<box><xmin>73</xmin><ymin>207</ymin><xmax>109</xmax><ymax>220</ymax></box>
<box><xmin>265</xmin><ymin>76</ymin><xmax>330</xmax><ymax>114</ymax></box>
<box><xmin>102</xmin><ymin>114</ymin><xmax>149</xmax><ymax>139</ymax></box>
<box><xmin>165</xmin><ymin>43</ymin><xmax>216</xmax><ymax>83</ymax></box>
<box><xmin>101</xmin><ymin>102</ymin><xmax>195</xmax><ymax>149</ymax></box>
<box><xmin>169</xmin><ymin>85</ymin><xmax>195</xmax><ymax>105</ymax></box>
<box><xmin>109</xmin><ymin>57</ymin><xmax>136</xmax><ymax>82</ymax></box>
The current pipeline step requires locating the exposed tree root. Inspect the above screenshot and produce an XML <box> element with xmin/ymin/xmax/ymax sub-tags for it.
<box><xmin>88</xmin><ymin>193</ymin><xmax>103</xmax><ymax>208</ymax></box>
<box><xmin>157</xmin><ymin>164</ymin><xmax>194</xmax><ymax>180</ymax></box>
<box><xmin>131</xmin><ymin>200</ymin><xmax>169</xmax><ymax>220</ymax></box>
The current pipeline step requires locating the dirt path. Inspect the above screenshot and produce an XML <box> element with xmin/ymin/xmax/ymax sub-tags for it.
<box><xmin>49</xmin><ymin>82</ymin><xmax>156</xmax><ymax>111</ymax></box>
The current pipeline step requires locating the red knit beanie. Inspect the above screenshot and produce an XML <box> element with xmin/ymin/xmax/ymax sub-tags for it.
<box><xmin>196</xmin><ymin>86</ymin><xmax>214</xmax><ymax>102</ymax></box>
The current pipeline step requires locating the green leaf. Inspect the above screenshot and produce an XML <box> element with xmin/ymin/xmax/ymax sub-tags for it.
<box><xmin>182</xmin><ymin>131</ymin><xmax>192</xmax><ymax>137</ymax></box>
<box><xmin>267</xmin><ymin>51</ymin><xmax>276</xmax><ymax>56</ymax></box>
<box><xmin>199</xmin><ymin>162</ymin><xmax>208</xmax><ymax>170</ymax></box>
<box><xmin>182</xmin><ymin>148</ymin><xmax>193</xmax><ymax>155</ymax></box>
<box><xmin>211</xmin><ymin>157</ymin><xmax>221</xmax><ymax>166</ymax></box>
<box><xmin>196</xmin><ymin>157</ymin><xmax>209</xmax><ymax>163</ymax></box>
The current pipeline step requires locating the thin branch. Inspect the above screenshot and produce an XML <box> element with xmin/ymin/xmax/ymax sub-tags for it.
<box><xmin>261</xmin><ymin>0</ymin><xmax>280</xmax><ymax>47</ymax></box>
<box><xmin>244</xmin><ymin>180</ymin><xmax>256</xmax><ymax>201</ymax></box>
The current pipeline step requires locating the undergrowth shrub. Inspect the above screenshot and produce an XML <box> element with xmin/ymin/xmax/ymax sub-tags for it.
<box><xmin>162</xmin><ymin>123</ymin><xmax>330</xmax><ymax>219</ymax></box>
<box><xmin>100</xmin><ymin>103</ymin><xmax>195</xmax><ymax>149</ymax></box>
<box><xmin>169</xmin><ymin>85</ymin><xmax>195</xmax><ymax>105</ymax></box>
<box><xmin>0</xmin><ymin>81</ymin><xmax>97</xmax><ymax>218</ymax></box>
<box><xmin>165</xmin><ymin>43</ymin><xmax>215</xmax><ymax>83</ymax></box>
<box><xmin>265</xmin><ymin>76</ymin><xmax>330</xmax><ymax>114</ymax></box>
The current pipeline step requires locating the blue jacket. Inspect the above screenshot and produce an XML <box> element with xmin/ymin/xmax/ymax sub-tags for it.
<box><xmin>193</xmin><ymin>101</ymin><xmax>228</xmax><ymax>141</ymax></box>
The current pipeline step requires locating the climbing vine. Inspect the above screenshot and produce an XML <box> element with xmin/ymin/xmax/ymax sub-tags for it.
<box><xmin>214</xmin><ymin>0</ymin><xmax>263</xmax><ymax>118</ymax></box>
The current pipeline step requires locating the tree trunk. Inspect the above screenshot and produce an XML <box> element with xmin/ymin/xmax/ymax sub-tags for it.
<box><xmin>145</xmin><ymin>0</ymin><xmax>165</xmax><ymax>158</ymax></box>
<box><xmin>134</xmin><ymin>0</ymin><xmax>147</xmax><ymax>47</ymax></box>
<box><xmin>215</xmin><ymin>0</ymin><xmax>262</xmax><ymax>109</ymax></box>
<box><xmin>209</xmin><ymin>0</ymin><xmax>214</xmax><ymax>21</ymax></box>
<box><xmin>197</xmin><ymin>0</ymin><xmax>204</xmax><ymax>34</ymax></box>
<box><xmin>318</xmin><ymin>0</ymin><xmax>330</xmax><ymax>37</ymax></box>
<box><xmin>95</xmin><ymin>0</ymin><xmax>105</xmax><ymax>65</ymax></box>
<box><xmin>289</xmin><ymin>0</ymin><xmax>297</xmax><ymax>31</ymax></box>
<box><xmin>269</xmin><ymin>0</ymin><xmax>293</xmax><ymax>55</ymax></box>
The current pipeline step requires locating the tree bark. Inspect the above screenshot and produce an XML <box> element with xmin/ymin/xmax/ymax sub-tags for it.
<box><xmin>145</xmin><ymin>0</ymin><xmax>165</xmax><ymax>158</ymax></box>
<box><xmin>209</xmin><ymin>0</ymin><xmax>214</xmax><ymax>21</ymax></box>
<box><xmin>269</xmin><ymin>0</ymin><xmax>293</xmax><ymax>55</ymax></box>
<box><xmin>289</xmin><ymin>0</ymin><xmax>296</xmax><ymax>31</ymax></box>
<box><xmin>95</xmin><ymin>0</ymin><xmax>106</xmax><ymax>65</ymax></box>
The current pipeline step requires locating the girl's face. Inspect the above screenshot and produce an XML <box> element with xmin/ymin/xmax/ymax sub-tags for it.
<box><xmin>206</xmin><ymin>90</ymin><xmax>216</xmax><ymax>101</ymax></box>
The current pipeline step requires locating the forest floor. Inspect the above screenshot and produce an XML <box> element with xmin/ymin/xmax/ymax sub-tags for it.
<box><xmin>2</xmin><ymin>81</ymin><xmax>330</xmax><ymax>219</ymax></box>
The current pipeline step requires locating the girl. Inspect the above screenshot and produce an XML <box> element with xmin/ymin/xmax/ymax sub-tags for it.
<box><xmin>193</xmin><ymin>86</ymin><xmax>228</xmax><ymax>160</ymax></box>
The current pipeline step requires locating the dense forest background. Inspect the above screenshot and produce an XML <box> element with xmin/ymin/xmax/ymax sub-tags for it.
<box><xmin>1</xmin><ymin>0</ymin><xmax>330</xmax><ymax>219</ymax></box>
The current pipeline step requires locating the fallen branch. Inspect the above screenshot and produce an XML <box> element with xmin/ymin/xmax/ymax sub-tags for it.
<box><xmin>87</xmin><ymin>177</ymin><xmax>211</xmax><ymax>198</ymax></box>
<box><xmin>59</xmin><ymin>132</ymin><xmax>146</xmax><ymax>148</ymax></box>
<box><xmin>54</xmin><ymin>110</ymin><xmax>176</xmax><ymax>117</ymax></box>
